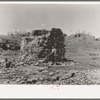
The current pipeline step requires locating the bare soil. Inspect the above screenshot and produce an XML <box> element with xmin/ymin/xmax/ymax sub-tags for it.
<box><xmin>0</xmin><ymin>33</ymin><xmax>100</xmax><ymax>84</ymax></box>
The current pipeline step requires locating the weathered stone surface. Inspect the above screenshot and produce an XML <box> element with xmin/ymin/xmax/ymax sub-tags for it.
<box><xmin>49</xmin><ymin>72</ymin><xmax>54</xmax><ymax>76</ymax></box>
<box><xmin>42</xmin><ymin>70</ymin><xmax>48</xmax><ymax>73</ymax></box>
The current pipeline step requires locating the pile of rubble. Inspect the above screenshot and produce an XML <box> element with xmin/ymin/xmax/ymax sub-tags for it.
<box><xmin>0</xmin><ymin>62</ymin><xmax>100</xmax><ymax>85</ymax></box>
<box><xmin>1</xmin><ymin>29</ymin><xmax>100</xmax><ymax>85</ymax></box>
<box><xmin>17</xmin><ymin>37</ymin><xmax>42</xmax><ymax>65</ymax></box>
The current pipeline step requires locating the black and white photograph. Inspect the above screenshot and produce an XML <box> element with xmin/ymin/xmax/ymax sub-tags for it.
<box><xmin>0</xmin><ymin>2</ymin><xmax>100</xmax><ymax>85</ymax></box>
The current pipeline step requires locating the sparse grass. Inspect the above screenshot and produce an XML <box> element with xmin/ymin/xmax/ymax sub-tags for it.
<box><xmin>0</xmin><ymin>50</ymin><xmax>20</xmax><ymax>61</ymax></box>
<box><xmin>0</xmin><ymin>33</ymin><xmax>100</xmax><ymax>84</ymax></box>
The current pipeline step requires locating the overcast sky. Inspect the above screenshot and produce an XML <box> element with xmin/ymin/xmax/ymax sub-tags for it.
<box><xmin>0</xmin><ymin>4</ymin><xmax>100</xmax><ymax>37</ymax></box>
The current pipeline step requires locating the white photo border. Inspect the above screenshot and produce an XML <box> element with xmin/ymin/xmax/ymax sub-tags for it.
<box><xmin>0</xmin><ymin>1</ymin><xmax>100</xmax><ymax>99</ymax></box>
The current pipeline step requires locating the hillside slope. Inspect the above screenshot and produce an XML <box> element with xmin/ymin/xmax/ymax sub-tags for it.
<box><xmin>0</xmin><ymin>31</ymin><xmax>100</xmax><ymax>85</ymax></box>
<box><xmin>65</xmin><ymin>33</ymin><xmax>100</xmax><ymax>68</ymax></box>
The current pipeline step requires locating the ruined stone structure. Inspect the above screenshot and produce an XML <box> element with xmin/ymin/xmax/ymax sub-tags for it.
<box><xmin>18</xmin><ymin>33</ymin><xmax>50</xmax><ymax>65</ymax></box>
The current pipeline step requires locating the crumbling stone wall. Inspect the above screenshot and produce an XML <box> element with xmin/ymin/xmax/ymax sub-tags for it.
<box><xmin>18</xmin><ymin>34</ymin><xmax>50</xmax><ymax>65</ymax></box>
<box><xmin>17</xmin><ymin>28</ymin><xmax>66</xmax><ymax>66</ymax></box>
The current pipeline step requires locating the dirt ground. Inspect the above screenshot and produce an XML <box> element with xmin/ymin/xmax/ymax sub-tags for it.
<box><xmin>0</xmin><ymin>50</ymin><xmax>20</xmax><ymax>61</ymax></box>
<box><xmin>0</xmin><ymin>42</ymin><xmax>100</xmax><ymax>84</ymax></box>
<box><xmin>0</xmin><ymin>62</ymin><xmax>100</xmax><ymax>85</ymax></box>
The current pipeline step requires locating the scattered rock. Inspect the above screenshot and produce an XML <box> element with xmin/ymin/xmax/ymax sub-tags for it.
<box><xmin>36</xmin><ymin>81</ymin><xmax>42</xmax><ymax>84</ymax></box>
<box><xmin>71</xmin><ymin>73</ymin><xmax>75</xmax><ymax>77</ymax></box>
<box><xmin>42</xmin><ymin>70</ymin><xmax>48</xmax><ymax>73</ymax></box>
<box><xmin>49</xmin><ymin>72</ymin><xmax>54</xmax><ymax>76</ymax></box>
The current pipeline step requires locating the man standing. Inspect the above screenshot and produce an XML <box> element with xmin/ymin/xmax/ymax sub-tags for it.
<box><xmin>35</xmin><ymin>46</ymin><xmax>58</xmax><ymax>66</ymax></box>
<box><xmin>50</xmin><ymin>46</ymin><xmax>57</xmax><ymax>65</ymax></box>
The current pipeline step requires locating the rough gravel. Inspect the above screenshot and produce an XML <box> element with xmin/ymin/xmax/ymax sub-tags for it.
<box><xmin>0</xmin><ymin>62</ymin><xmax>100</xmax><ymax>85</ymax></box>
